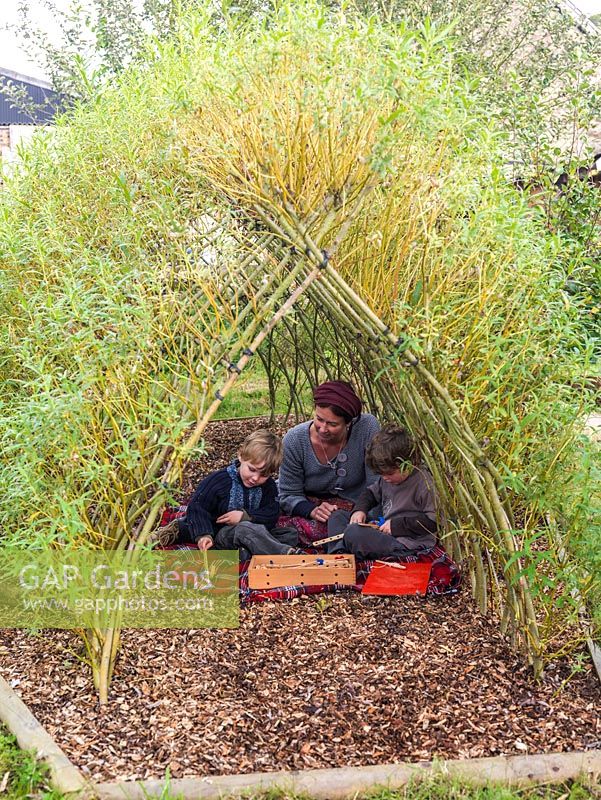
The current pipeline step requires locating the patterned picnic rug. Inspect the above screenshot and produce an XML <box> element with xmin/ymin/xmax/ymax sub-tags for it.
<box><xmin>238</xmin><ymin>545</ymin><xmax>461</xmax><ymax>604</ymax></box>
<box><xmin>159</xmin><ymin>506</ymin><xmax>461</xmax><ymax>603</ymax></box>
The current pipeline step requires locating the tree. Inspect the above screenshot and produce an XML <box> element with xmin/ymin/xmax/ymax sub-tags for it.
<box><xmin>4</xmin><ymin>0</ymin><xmax>188</xmax><ymax>100</ymax></box>
<box><xmin>350</xmin><ymin>1</ymin><xmax>601</xmax><ymax>172</ymax></box>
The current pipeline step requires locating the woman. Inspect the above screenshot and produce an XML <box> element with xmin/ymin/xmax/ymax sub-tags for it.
<box><xmin>278</xmin><ymin>380</ymin><xmax>380</xmax><ymax>546</ymax></box>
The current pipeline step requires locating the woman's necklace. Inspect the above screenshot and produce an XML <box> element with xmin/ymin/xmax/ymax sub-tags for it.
<box><xmin>318</xmin><ymin>437</ymin><xmax>346</xmax><ymax>470</ymax></box>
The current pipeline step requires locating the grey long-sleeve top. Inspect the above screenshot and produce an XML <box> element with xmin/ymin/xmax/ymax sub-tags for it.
<box><xmin>278</xmin><ymin>414</ymin><xmax>381</xmax><ymax>518</ymax></box>
<box><xmin>353</xmin><ymin>468</ymin><xmax>438</xmax><ymax>550</ymax></box>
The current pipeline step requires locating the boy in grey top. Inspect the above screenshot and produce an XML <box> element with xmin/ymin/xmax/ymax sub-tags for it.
<box><xmin>327</xmin><ymin>425</ymin><xmax>438</xmax><ymax>559</ymax></box>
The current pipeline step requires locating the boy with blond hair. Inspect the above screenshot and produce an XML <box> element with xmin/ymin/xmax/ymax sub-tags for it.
<box><xmin>152</xmin><ymin>430</ymin><xmax>301</xmax><ymax>557</ymax></box>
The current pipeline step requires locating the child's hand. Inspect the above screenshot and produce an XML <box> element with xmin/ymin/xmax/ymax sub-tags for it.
<box><xmin>379</xmin><ymin>520</ymin><xmax>392</xmax><ymax>535</ymax></box>
<box><xmin>350</xmin><ymin>511</ymin><xmax>366</xmax><ymax>524</ymax></box>
<box><xmin>217</xmin><ymin>510</ymin><xmax>244</xmax><ymax>525</ymax></box>
<box><xmin>197</xmin><ymin>536</ymin><xmax>214</xmax><ymax>550</ymax></box>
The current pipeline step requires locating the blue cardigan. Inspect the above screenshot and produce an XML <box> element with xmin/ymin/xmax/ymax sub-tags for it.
<box><xmin>185</xmin><ymin>465</ymin><xmax>279</xmax><ymax>542</ymax></box>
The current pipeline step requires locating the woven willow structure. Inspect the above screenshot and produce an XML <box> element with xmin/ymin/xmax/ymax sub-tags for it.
<box><xmin>80</xmin><ymin>109</ymin><xmax>532</xmax><ymax>701</ymax></box>
<box><xmin>3</xmin><ymin>8</ymin><xmax>576</xmax><ymax>704</ymax></box>
<box><xmin>111</xmin><ymin>191</ymin><xmax>542</xmax><ymax>704</ymax></box>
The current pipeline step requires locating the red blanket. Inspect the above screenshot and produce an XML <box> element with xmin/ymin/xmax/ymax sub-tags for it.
<box><xmin>158</xmin><ymin>507</ymin><xmax>461</xmax><ymax>603</ymax></box>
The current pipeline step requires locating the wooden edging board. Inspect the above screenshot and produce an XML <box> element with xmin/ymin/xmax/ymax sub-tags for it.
<box><xmin>96</xmin><ymin>750</ymin><xmax>601</xmax><ymax>799</ymax></box>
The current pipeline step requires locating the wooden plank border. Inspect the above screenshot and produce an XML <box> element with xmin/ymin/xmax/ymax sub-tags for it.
<box><xmin>96</xmin><ymin>751</ymin><xmax>601</xmax><ymax>799</ymax></box>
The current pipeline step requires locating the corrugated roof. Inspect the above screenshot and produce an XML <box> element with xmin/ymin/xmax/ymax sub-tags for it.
<box><xmin>0</xmin><ymin>67</ymin><xmax>68</xmax><ymax>125</ymax></box>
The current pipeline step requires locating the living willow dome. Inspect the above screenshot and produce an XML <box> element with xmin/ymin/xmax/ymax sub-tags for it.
<box><xmin>0</xmin><ymin>5</ymin><xmax>590</xmax><ymax>701</ymax></box>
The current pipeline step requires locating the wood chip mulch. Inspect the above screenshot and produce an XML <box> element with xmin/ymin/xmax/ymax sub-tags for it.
<box><xmin>0</xmin><ymin>417</ymin><xmax>599</xmax><ymax>783</ymax></box>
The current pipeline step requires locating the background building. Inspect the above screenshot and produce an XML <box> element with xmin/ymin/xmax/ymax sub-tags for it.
<box><xmin>0</xmin><ymin>67</ymin><xmax>66</xmax><ymax>165</ymax></box>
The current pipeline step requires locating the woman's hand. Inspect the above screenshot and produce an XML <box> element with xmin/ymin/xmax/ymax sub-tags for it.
<box><xmin>379</xmin><ymin>519</ymin><xmax>392</xmax><ymax>535</ymax></box>
<box><xmin>197</xmin><ymin>536</ymin><xmax>214</xmax><ymax>550</ymax></box>
<box><xmin>217</xmin><ymin>510</ymin><xmax>244</xmax><ymax>525</ymax></box>
<box><xmin>350</xmin><ymin>511</ymin><xmax>366</xmax><ymax>524</ymax></box>
<box><xmin>310</xmin><ymin>502</ymin><xmax>336</xmax><ymax>523</ymax></box>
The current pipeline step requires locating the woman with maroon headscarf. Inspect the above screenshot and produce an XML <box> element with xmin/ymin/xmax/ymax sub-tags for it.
<box><xmin>278</xmin><ymin>380</ymin><xmax>380</xmax><ymax>546</ymax></box>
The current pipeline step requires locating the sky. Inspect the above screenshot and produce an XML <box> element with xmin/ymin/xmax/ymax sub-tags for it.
<box><xmin>2</xmin><ymin>0</ymin><xmax>601</xmax><ymax>82</ymax></box>
<box><xmin>1</xmin><ymin>1</ymin><xmax>62</xmax><ymax>81</ymax></box>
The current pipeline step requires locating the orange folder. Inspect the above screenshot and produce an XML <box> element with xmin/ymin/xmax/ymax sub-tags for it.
<box><xmin>361</xmin><ymin>561</ymin><xmax>432</xmax><ymax>596</ymax></box>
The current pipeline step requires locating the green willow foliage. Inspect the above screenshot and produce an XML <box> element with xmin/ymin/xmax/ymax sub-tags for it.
<box><xmin>9</xmin><ymin>1</ymin><xmax>601</xmax><ymax>163</ymax></box>
<box><xmin>8</xmin><ymin>0</ymin><xmax>600</xmax><ymax>349</ymax></box>
<box><xmin>0</xmin><ymin>2</ymin><xmax>597</xmax><ymax>646</ymax></box>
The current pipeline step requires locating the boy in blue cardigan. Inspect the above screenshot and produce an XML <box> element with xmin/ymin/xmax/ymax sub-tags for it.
<box><xmin>152</xmin><ymin>430</ymin><xmax>300</xmax><ymax>558</ymax></box>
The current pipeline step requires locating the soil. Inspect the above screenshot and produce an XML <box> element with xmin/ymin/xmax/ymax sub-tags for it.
<box><xmin>0</xmin><ymin>417</ymin><xmax>599</xmax><ymax>783</ymax></box>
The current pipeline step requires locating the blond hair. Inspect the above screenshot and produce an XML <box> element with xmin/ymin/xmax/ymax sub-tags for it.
<box><xmin>238</xmin><ymin>430</ymin><xmax>283</xmax><ymax>475</ymax></box>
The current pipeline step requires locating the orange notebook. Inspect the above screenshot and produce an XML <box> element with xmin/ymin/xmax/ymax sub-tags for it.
<box><xmin>361</xmin><ymin>561</ymin><xmax>432</xmax><ymax>596</ymax></box>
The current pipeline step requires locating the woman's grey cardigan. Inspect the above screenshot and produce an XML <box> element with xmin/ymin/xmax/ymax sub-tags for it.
<box><xmin>278</xmin><ymin>414</ymin><xmax>381</xmax><ymax>518</ymax></box>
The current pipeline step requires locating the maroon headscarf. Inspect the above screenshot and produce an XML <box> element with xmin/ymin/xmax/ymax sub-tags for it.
<box><xmin>313</xmin><ymin>380</ymin><xmax>362</xmax><ymax>420</ymax></box>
